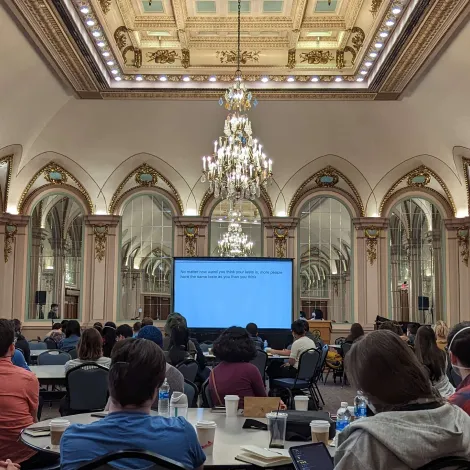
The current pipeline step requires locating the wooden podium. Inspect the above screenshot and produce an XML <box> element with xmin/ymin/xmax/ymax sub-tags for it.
<box><xmin>308</xmin><ymin>320</ymin><xmax>332</xmax><ymax>344</ymax></box>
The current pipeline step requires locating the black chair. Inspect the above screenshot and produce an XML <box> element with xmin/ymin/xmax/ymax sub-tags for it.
<box><xmin>311</xmin><ymin>344</ymin><xmax>328</xmax><ymax>407</ymax></box>
<box><xmin>201</xmin><ymin>378</ymin><xmax>213</xmax><ymax>408</ymax></box>
<box><xmin>335</xmin><ymin>337</ymin><xmax>347</xmax><ymax>345</ymax></box>
<box><xmin>37</xmin><ymin>350</ymin><xmax>71</xmax><ymax>365</ymax></box>
<box><xmin>417</xmin><ymin>457</ymin><xmax>470</xmax><ymax>470</ymax></box>
<box><xmin>29</xmin><ymin>341</ymin><xmax>47</xmax><ymax>351</ymax></box>
<box><xmin>250</xmin><ymin>350</ymin><xmax>268</xmax><ymax>382</ymax></box>
<box><xmin>184</xmin><ymin>379</ymin><xmax>198</xmax><ymax>408</ymax></box>
<box><xmin>44</xmin><ymin>337</ymin><xmax>58</xmax><ymax>349</ymax></box>
<box><xmin>176</xmin><ymin>360</ymin><xmax>199</xmax><ymax>383</ymax></box>
<box><xmin>271</xmin><ymin>348</ymin><xmax>321</xmax><ymax>409</ymax></box>
<box><xmin>68</xmin><ymin>348</ymin><xmax>78</xmax><ymax>359</ymax></box>
<box><xmin>65</xmin><ymin>363</ymin><xmax>109</xmax><ymax>415</ymax></box>
<box><xmin>77</xmin><ymin>450</ymin><xmax>187</xmax><ymax>470</ymax></box>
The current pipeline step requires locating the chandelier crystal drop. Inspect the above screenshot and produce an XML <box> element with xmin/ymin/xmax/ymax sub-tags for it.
<box><xmin>218</xmin><ymin>222</ymin><xmax>254</xmax><ymax>257</ymax></box>
<box><xmin>201</xmin><ymin>0</ymin><xmax>273</xmax><ymax>202</ymax></box>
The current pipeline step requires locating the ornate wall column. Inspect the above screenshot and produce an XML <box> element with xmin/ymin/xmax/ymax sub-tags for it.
<box><xmin>0</xmin><ymin>215</ymin><xmax>30</xmax><ymax>321</ymax></box>
<box><xmin>83</xmin><ymin>215</ymin><xmax>121</xmax><ymax>326</ymax></box>
<box><xmin>173</xmin><ymin>217</ymin><xmax>210</xmax><ymax>257</ymax></box>
<box><xmin>353</xmin><ymin>218</ymin><xmax>389</xmax><ymax>328</ymax></box>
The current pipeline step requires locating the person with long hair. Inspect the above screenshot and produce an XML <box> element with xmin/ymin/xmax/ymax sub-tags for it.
<box><xmin>101</xmin><ymin>322</ymin><xmax>117</xmax><ymax>357</ymax></box>
<box><xmin>58</xmin><ymin>320</ymin><xmax>81</xmax><ymax>353</ymax></box>
<box><xmin>210</xmin><ymin>326</ymin><xmax>267</xmax><ymax>408</ymax></box>
<box><xmin>414</xmin><ymin>326</ymin><xmax>454</xmax><ymax>398</ymax></box>
<box><xmin>166</xmin><ymin>325</ymin><xmax>192</xmax><ymax>366</ymax></box>
<box><xmin>346</xmin><ymin>323</ymin><xmax>364</xmax><ymax>343</ymax></box>
<box><xmin>433</xmin><ymin>320</ymin><xmax>449</xmax><ymax>351</ymax></box>
<box><xmin>334</xmin><ymin>330</ymin><xmax>470</xmax><ymax>469</ymax></box>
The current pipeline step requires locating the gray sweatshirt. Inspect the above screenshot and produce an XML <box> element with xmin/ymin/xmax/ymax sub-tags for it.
<box><xmin>334</xmin><ymin>403</ymin><xmax>470</xmax><ymax>469</ymax></box>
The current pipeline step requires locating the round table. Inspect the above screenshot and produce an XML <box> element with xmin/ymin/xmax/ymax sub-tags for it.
<box><xmin>21</xmin><ymin>408</ymin><xmax>334</xmax><ymax>466</ymax></box>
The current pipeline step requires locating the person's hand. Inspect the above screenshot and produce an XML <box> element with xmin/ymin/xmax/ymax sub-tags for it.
<box><xmin>0</xmin><ymin>460</ymin><xmax>20</xmax><ymax>470</ymax></box>
<box><xmin>281</xmin><ymin>362</ymin><xmax>290</xmax><ymax>368</ymax></box>
<box><xmin>279</xmin><ymin>400</ymin><xmax>287</xmax><ymax>410</ymax></box>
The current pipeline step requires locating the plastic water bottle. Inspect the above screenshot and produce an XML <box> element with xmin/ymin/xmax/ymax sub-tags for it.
<box><xmin>335</xmin><ymin>402</ymin><xmax>350</xmax><ymax>434</ymax></box>
<box><xmin>354</xmin><ymin>391</ymin><xmax>367</xmax><ymax>419</ymax></box>
<box><xmin>158</xmin><ymin>378</ymin><xmax>170</xmax><ymax>417</ymax></box>
<box><xmin>264</xmin><ymin>340</ymin><xmax>268</xmax><ymax>351</ymax></box>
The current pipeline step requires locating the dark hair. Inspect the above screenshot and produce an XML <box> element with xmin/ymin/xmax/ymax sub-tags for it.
<box><xmin>169</xmin><ymin>325</ymin><xmax>189</xmax><ymax>349</ymax></box>
<box><xmin>345</xmin><ymin>330</ymin><xmax>435</xmax><ymax>411</ymax></box>
<box><xmin>141</xmin><ymin>317</ymin><xmax>154</xmax><ymax>327</ymax></box>
<box><xmin>12</xmin><ymin>319</ymin><xmax>21</xmax><ymax>334</ymax></box>
<box><xmin>93</xmin><ymin>322</ymin><xmax>103</xmax><ymax>329</ymax></box>
<box><xmin>246</xmin><ymin>322</ymin><xmax>258</xmax><ymax>337</ymax></box>
<box><xmin>102</xmin><ymin>322</ymin><xmax>117</xmax><ymax>357</ymax></box>
<box><xmin>133</xmin><ymin>321</ymin><xmax>141</xmax><ymax>333</ymax></box>
<box><xmin>414</xmin><ymin>326</ymin><xmax>446</xmax><ymax>382</ymax></box>
<box><xmin>52</xmin><ymin>323</ymin><xmax>62</xmax><ymax>330</ymax></box>
<box><xmin>116</xmin><ymin>324</ymin><xmax>133</xmax><ymax>339</ymax></box>
<box><xmin>78</xmin><ymin>328</ymin><xmax>103</xmax><ymax>361</ymax></box>
<box><xmin>61</xmin><ymin>320</ymin><xmax>69</xmax><ymax>334</ymax></box>
<box><xmin>137</xmin><ymin>325</ymin><xmax>163</xmax><ymax>348</ymax></box>
<box><xmin>65</xmin><ymin>320</ymin><xmax>81</xmax><ymax>338</ymax></box>
<box><xmin>164</xmin><ymin>313</ymin><xmax>187</xmax><ymax>336</ymax></box>
<box><xmin>407</xmin><ymin>323</ymin><xmax>420</xmax><ymax>335</ymax></box>
<box><xmin>109</xmin><ymin>338</ymin><xmax>166</xmax><ymax>407</ymax></box>
<box><xmin>51</xmin><ymin>303</ymin><xmax>59</xmax><ymax>309</ymax></box>
<box><xmin>379</xmin><ymin>320</ymin><xmax>403</xmax><ymax>335</ymax></box>
<box><xmin>448</xmin><ymin>321</ymin><xmax>470</xmax><ymax>368</ymax></box>
<box><xmin>347</xmin><ymin>323</ymin><xmax>365</xmax><ymax>342</ymax></box>
<box><xmin>0</xmin><ymin>319</ymin><xmax>14</xmax><ymax>356</ymax></box>
<box><xmin>299</xmin><ymin>311</ymin><xmax>306</xmax><ymax>318</ymax></box>
<box><xmin>213</xmin><ymin>326</ymin><xmax>257</xmax><ymax>362</ymax></box>
<box><xmin>291</xmin><ymin>320</ymin><xmax>306</xmax><ymax>336</ymax></box>
<box><xmin>303</xmin><ymin>321</ymin><xmax>310</xmax><ymax>333</ymax></box>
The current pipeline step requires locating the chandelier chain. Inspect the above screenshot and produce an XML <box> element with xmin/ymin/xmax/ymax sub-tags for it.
<box><xmin>237</xmin><ymin>0</ymin><xmax>241</xmax><ymax>75</ymax></box>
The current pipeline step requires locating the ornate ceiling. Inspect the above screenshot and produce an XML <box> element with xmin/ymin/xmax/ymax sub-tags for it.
<box><xmin>5</xmin><ymin>0</ymin><xmax>470</xmax><ymax>99</ymax></box>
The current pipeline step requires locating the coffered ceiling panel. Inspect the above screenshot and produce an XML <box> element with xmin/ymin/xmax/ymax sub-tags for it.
<box><xmin>4</xmin><ymin>0</ymin><xmax>470</xmax><ymax>99</ymax></box>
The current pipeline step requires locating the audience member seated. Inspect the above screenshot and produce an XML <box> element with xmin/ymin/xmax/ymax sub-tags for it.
<box><xmin>335</xmin><ymin>330</ymin><xmax>470</xmax><ymax>470</ymax></box>
<box><xmin>116</xmin><ymin>324</ymin><xmax>133</xmax><ymax>341</ymax></box>
<box><xmin>45</xmin><ymin>322</ymin><xmax>64</xmax><ymax>344</ymax></box>
<box><xmin>414</xmin><ymin>326</ymin><xmax>454</xmax><ymax>398</ymax></box>
<box><xmin>61</xmin><ymin>320</ymin><xmax>69</xmax><ymax>334</ymax></box>
<box><xmin>137</xmin><ymin>326</ymin><xmax>184</xmax><ymax>396</ymax></box>
<box><xmin>12</xmin><ymin>320</ymin><xmax>30</xmax><ymax>364</ymax></box>
<box><xmin>102</xmin><ymin>322</ymin><xmax>117</xmax><ymax>357</ymax></box>
<box><xmin>58</xmin><ymin>320</ymin><xmax>81</xmax><ymax>352</ymax></box>
<box><xmin>60</xmin><ymin>338</ymin><xmax>206</xmax><ymax>470</ymax></box>
<box><xmin>379</xmin><ymin>320</ymin><xmax>409</xmax><ymax>342</ymax></box>
<box><xmin>345</xmin><ymin>323</ymin><xmax>364</xmax><ymax>344</ymax></box>
<box><xmin>266</xmin><ymin>320</ymin><xmax>317</xmax><ymax>383</ymax></box>
<box><xmin>141</xmin><ymin>316</ymin><xmax>154</xmax><ymax>327</ymax></box>
<box><xmin>448</xmin><ymin>322</ymin><xmax>470</xmax><ymax>415</ymax></box>
<box><xmin>93</xmin><ymin>322</ymin><xmax>103</xmax><ymax>335</ymax></box>
<box><xmin>209</xmin><ymin>326</ymin><xmax>266</xmax><ymax>408</ymax></box>
<box><xmin>64</xmin><ymin>328</ymin><xmax>111</xmax><ymax>373</ymax></box>
<box><xmin>407</xmin><ymin>322</ymin><xmax>420</xmax><ymax>345</ymax></box>
<box><xmin>165</xmin><ymin>325</ymin><xmax>192</xmax><ymax>366</ymax></box>
<box><xmin>246</xmin><ymin>322</ymin><xmax>264</xmax><ymax>350</ymax></box>
<box><xmin>302</xmin><ymin>321</ymin><xmax>319</xmax><ymax>345</ymax></box>
<box><xmin>433</xmin><ymin>320</ymin><xmax>449</xmax><ymax>350</ymax></box>
<box><xmin>12</xmin><ymin>348</ymin><xmax>30</xmax><ymax>371</ymax></box>
<box><xmin>132</xmin><ymin>321</ymin><xmax>141</xmax><ymax>338</ymax></box>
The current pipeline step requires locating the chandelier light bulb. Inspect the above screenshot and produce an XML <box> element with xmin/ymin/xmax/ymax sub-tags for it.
<box><xmin>218</xmin><ymin>221</ymin><xmax>254</xmax><ymax>257</ymax></box>
<box><xmin>80</xmin><ymin>7</ymin><xmax>90</xmax><ymax>14</ymax></box>
<box><xmin>86</xmin><ymin>20</ymin><xmax>95</xmax><ymax>26</ymax></box>
<box><xmin>392</xmin><ymin>7</ymin><xmax>402</xmax><ymax>14</ymax></box>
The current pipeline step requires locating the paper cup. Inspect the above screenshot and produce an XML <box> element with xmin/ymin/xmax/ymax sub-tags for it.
<box><xmin>196</xmin><ymin>420</ymin><xmax>217</xmax><ymax>456</ymax></box>
<box><xmin>50</xmin><ymin>418</ymin><xmax>70</xmax><ymax>447</ymax></box>
<box><xmin>224</xmin><ymin>395</ymin><xmax>240</xmax><ymax>417</ymax></box>
<box><xmin>294</xmin><ymin>395</ymin><xmax>309</xmax><ymax>411</ymax></box>
<box><xmin>310</xmin><ymin>420</ymin><xmax>330</xmax><ymax>446</ymax></box>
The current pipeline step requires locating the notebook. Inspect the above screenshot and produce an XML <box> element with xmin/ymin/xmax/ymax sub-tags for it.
<box><xmin>235</xmin><ymin>446</ymin><xmax>292</xmax><ymax>467</ymax></box>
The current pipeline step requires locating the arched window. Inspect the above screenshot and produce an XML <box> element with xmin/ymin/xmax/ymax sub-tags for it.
<box><xmin>28</xmin><ymin>195</ymin><xmax>84</xmax><ymax>320</ymax></box>
<box><xmin>389</xmin><ymin>197</ymin><xmax>444</xmax><ymax>323</ymax></box>
<box><xmin>210</xmin><ymin>200</ymin><xmax>262</xmax><ymax>257</ymax></box>
<box><xmin>298</xmin><ymin>196</ymin><xmax>352</xmax><ymax>322</ymax></box>
<box><xmin>120</xmin><ymin>194</ymin><xmax>173</xmax><ymax>320</ymax></box>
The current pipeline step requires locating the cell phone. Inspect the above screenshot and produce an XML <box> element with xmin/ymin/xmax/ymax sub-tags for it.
<box><xmin>211</xmin><ymin>407</ymin><xmax>226</xmax><ymax>413</ymax></box>
<box><xmin>90</xmin><ymin>412</ymin><xmax>108</xmax><ymax>418</ymax></box>
<box><xmin>289</xmin><ymin>443</ymin><xmax>334</xmax><ymax>470</ymax></box>
<box><xmin>24</xmin><ymin>429</ymin><xmax>51</xmax><ymax>437</ymax></box>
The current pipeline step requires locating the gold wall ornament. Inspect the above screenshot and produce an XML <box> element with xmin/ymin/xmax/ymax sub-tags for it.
<box><xmin>351</xmin><ymin>27</ymin><xmax>365</xmax><ymax>52</ymax></box>
<box><xmin>184</xmin><ymin>225</ymin><xmax>199</xmax><ymax>257</ymax></box>
<box><xmin>93</xmin><ymin>225</ymin><xmax>109</xmax><ymax>262</ymax></box>
<box><xmin>299</xmin><ymin>50</ymin><xmax>334</xmax><ymax>65</ymax></box>
<box><xmin>457</xmin><ymin>227</ymin><xmax>469</xmax><ymax>266</ymax></box>
<box><xmin>217</xmin><ymin>51</ymin><xmax>260</xmax><ymax>64</ymax></box>
<box><xmin>315</xmin><ymin>169</ymin><xmax>339</xmax><ymax>187</ymax></box>
<box><xmin>43</xmin><ymin>164</ymin><xmax>68</xmax><ymax>184</ymax></box>
<box><xmin>463</xmin><ymin>158</ymin><xmax>470</xmax><ymax>214</ymax></box>
<box><xmin>370</xmin><ymin>0</ymin><xmax>383</xmax><ymax>16</ymax></box>
<box><xmin>135</xmin><ymin>164</ymin><xmax>159</xmax><ymax>187</ymax></box>
<box><xmin>273</xmin><ymin>226</ymin><xmax>289</xmax><ymax>258</ymax></box>
<box><xmin>407</xmin><ymin>169</ymin><xmax>431</xmax><ymax>187</ymax></box>
<box><xmin>181</xmin><ymin>49</ymin><xmax>190</xmax><ymax>68</ymax></box>
<box><xmin>114</xmin><ymin>26</ymin><xmax>129</xmax><ymax>50</ymax></box>
<box><xmin>123</xmin><ymin>46</ymin><xmax>142</xmax><ymax>68</ymax></box>
<box><xmin>336</xmin><ymin>50</ymin><xmax>345</xmax><ymax>69</ymax></box>
<box><xmin>99</xmin><ymin>0</ymin><xmax>112</xmax><ymax>14</ymax></box>
<box><xmin>0</xmin><ymin>155</ymin><xmax>13</xmax><ymax>212</ymax></box>
<box><xmin>4</xmin><ymin>224</ymin><xmax>18</xmax><ymax>263</ymax></box>
<box><xmin>287</xmin><ymin>49</ymin><xmax>296</xmax><ymax>69</ymax></box>
<box><xmin>147</xmin><ymin>50</ymin><xmax>181</xmax><ymax>64</ymax></box>
<box><xmin>364</xmin><ymin>227</ymin><xmax>380</xmax><ymax>265</ymax></box>
<box><xmin>344</xmin><ymin>45</ymin><xmax>357</xmax><ymax>64</ymax></box>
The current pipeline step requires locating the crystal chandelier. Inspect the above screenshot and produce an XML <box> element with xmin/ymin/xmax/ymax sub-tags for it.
<box><xmin>201</xmin><ymin>0</ymin><xmax>273</xmax><ymax>202</ymax></box>
<box><xmin>218</xmin><ymin>222</ymin><xmax>254</xmax><ymax>257</ymax></box>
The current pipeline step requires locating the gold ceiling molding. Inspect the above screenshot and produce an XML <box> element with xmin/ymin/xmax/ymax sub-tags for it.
<box><xmin>0</xmin><ymin>155</ymin><xmax>13</xmax><ymax>213</ymax></box>
<box><xmin>288</xmin><ymin>166</ymin><xmax>365</xmax><ymax>217</ymax></box>
<box><xmin>378</xmin><ymin>165</ymin><xmax>456</xmax><ymax>216</ymax></box>
<box><xmin>99</xmin><ymin>0</ymin><xmax>111</xmax><ymax>14</ymax></box>
<box><xmin>109</xmin><ymin>164</ymin><xmax>183</xmax><ymax>214</ymax></box>
<box><xmin>17</xmin><ymin>162</ymin><xmax>94</xmax><ymax>215</ymax></box>
<box><xmin>463</xmin><ymin>158</ymin><xmax>470</xmax><ymax>214</ymax></box>
<box><xmin>370</xmin><ymin>0</ymin><xmax>383</xmax><ymax>16</ymax></box>
<box><xmin>299</xmin><ymin>51</ymin><xmax>335</xmax><ymax>65</ymax></box>
<box><xmin>217</xmin><ymin>51</ymin><xmax>260</xmax><ymax>65</ymax></box>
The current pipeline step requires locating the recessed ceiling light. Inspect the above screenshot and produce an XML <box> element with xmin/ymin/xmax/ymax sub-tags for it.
<box><xmin>106</xmin><ymin>60</ymin><xmax>114</xmax><ymax>66</ymax></box>
<box><xmin>360</xmin><ymin>70</ymin><xmax>367</xmax><ymax>75</ymax></box>
<box><xmin>92</xmin><ymin>31</ymin><xmax>101</xmax><ymax>37</ymax></box>
<box><xmin>111</xmin><ymin>69</ymin><xmax>118</xmax><ymax>75</ymax></box>
<box><xmin>80</xmin><ymin>7</ymin><xmax>89</xmax><ymax>14</ymax></box>
<box><xmin>261</xmin><ymin>76</ymin><xmax>269</xmax><ymax>83</ymax></box>
<box><xmin>86</xmin><ymin>20</ymin><xmax>95</xmax><ymax>26</ymax></box>
<box><xmin>379</xmin><ymin>31</ymin><xmax>388</xmax><ymax>38</ymax></box>
<box><xmin>136</xmin><ymin>76</ymin><xmax>143</xmax><ymax>81</ymax></box>
<box><xmin>115</xmin><ymin>77</ymin><xmax>122</xmax><ymax>81</ymax></box>
<box><xmin>365</xmin><ymin>61</ymin><xmax>373</xmax><ymax>67</ymax></box>
<box><xmin>209</xmin><ymin>76</ymin><xmax>217</xmax><ymax>82</ymax></box>
<box><xmin>335</xmin><ymin>77</ymin><xmax>342</xmax><ymax>82</ymax></box>
<box><xmin>356</xmin><ymin>77</ymin><xmax>364</xmax><ymax>82</ymax></box>
<box><xmin>392</xmin><ymin>7</ymin><xmax>402</xmax><ymax>14</ymax></box>
<box><xmin>375</xmin><ymin>42</ymin><xmax>383</xmax><ymax>48</ymax></box>
<box><xmin>386</xmin><ymin>19</ymin><xmax>395</xmax><ymax>26</ymax></box>
<box><xmin>311</xmin><ymin>76</ymin><xmax>319</xmax><ymax>82</ymax></box>
<box><xmin>287</xmin><ymin>76</ymin><xmax>295</xmax><ymax>82</ymax></box>
<box><xmin>182</xmin><ymin>76</ymin><xmax>191</xmax><ymax>82</ymax></box>
<box><xmin>102</xmin><ymin>52</ymin><xmax>110</xmax><ymax>57</ymax></box>
<box><xmin>369</xmin><ymin>52</ymin><xmax>378</xmax><ymax>58</ymax></box>
<box><xmin>97</xmin><ymin>42</ymin><xmax>105</xmax><ymax>48</ymax></box>
<box><xmin>159</xmin><ymin>76</ymin><xmax>168</xmax><ymax>81</ymax></box>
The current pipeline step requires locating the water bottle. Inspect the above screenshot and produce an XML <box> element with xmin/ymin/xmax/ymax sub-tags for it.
<box><xmin>335</xmin><ymin>402</ymin><xmax>350</xmax><ymax>434</ymax></box>
<box><xmin>354</xmin><ymin>391</ymin><xmax>367</xmax><ymax>419</ymax></box>
<box><xmin>158</xmin><ymin>378</ymin><xmax>170</xmax><ymax>417</ymax></box>
<box><xmin>264</xmin><ymin>340</ymin><xmax>268</xmax><ymax>351</ymax></box>
<box><xmin>170</xmin><ymin>392</ymin><xmax>188</xmax><ymax>419</ymax></box>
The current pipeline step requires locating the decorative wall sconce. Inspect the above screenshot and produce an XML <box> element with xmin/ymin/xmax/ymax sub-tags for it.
<box><xmin>184</xmin><ymin>225</ymin><xmax>199</xmax><ymax>257</ymax></box>
<box><xmin>364</xmin><ymin>227</ymin><xmax>380</xmax><ymax>265</ymax></box>
<box><xmin>93</xmin><ymin>225</ymin><xmax>109</xmax><ymax>262</ymax></box>
<box><xmin>273</xmin><ymin>226</ymin><xmax>289</xmax><ymax>258</ymax></box>
<box><xmin>4</xmin><ymin>224</ymin><xmax>18</xmax><ymax>263</ymax></box>
<box><xmin>457</xmin><ymin>227</ymin><xmax>469</xmax><ymax>266</ymax></box>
